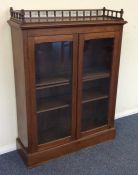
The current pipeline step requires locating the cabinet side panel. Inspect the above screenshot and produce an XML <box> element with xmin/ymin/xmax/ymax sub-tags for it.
<box><xmin>11</xmin><ymin>27</ymin><xmax>28</xmax><ymax>148</ymax></box>
<box><xmin>108</xmin><ymin>27</ymin><xmax>124</xmax><ymax>127</ymax></box>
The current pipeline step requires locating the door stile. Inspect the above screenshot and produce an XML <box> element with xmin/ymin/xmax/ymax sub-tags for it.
<box><xmin>76</xmin><ymin>34</ymin><xmax>85</xmax><ymax>138</ymax></box>
<box><xmin>71</xmin><ymin>33</ymin><xmax>79</xmax><ymax>139</ymax></box>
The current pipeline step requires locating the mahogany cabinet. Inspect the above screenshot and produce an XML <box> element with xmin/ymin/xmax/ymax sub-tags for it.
<box><xmin>8</xmin><ymin>7</ymin><xmax>127</xmax><ymax>167</ymax></box>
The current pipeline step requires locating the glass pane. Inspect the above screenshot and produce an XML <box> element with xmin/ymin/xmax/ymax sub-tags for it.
<box><xmin>81</xmin><ymin>38</ymin><xmax>114</xmax><ymax>132</ymax></box>
<box><xmin>35</xmin><ymin>41</ymin><xmax>72</xmax><ymax>85</ymax></box>
<box><xmin>35</xmin><ymin>40</ymin><xmax>73</xmax><ymax>144</ymax></box>
<box><xmin>36</xmin><ymin>84</ymin><xmax>71</xmax><ymax>113</ymax></box>
<box><xmin>38</xmin><ymin>108</ymin><xmax>71</xmax><ymax>144</ymax></box>
<box><xmin>81</xmin><ymin>99</ymin><xmax>108</xmax><ymax>131</ymax></box>
<box><xmin>83</xmin><ymin>79</ymin><xmax>110</xmax><ymax>103</ymax></box>
<box><xmin>84</xmin><ymin>38</ymin><xmax>113</xmax><ymax>75</ymax></box>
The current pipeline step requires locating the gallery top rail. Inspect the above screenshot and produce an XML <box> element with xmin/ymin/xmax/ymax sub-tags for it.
<box><xmin>10</xmin><ymin>7</ymin><xmax>124</xmax><ymax>22</ymax></box>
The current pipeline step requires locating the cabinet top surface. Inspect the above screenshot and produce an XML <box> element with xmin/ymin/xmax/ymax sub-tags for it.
<box><xmin>8</xmin><ymin>7</ymin><xmax>127</xmax><ymax>29</ymax></box>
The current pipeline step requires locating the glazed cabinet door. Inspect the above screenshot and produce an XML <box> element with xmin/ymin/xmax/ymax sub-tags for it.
<box><xmin>77</xmin><ymin>32</ymin><xmax>121</xmax><ymax>137</ymax></box>
<box><xmin>28</xmin><ymin>34</ymin><xmax>78</xmax><ymax>149</ymax></box>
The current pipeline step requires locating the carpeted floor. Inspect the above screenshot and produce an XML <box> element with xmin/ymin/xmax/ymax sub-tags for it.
<box><xmin>0</xmin><ymin>114</ymin><xmax>138</xmax><ymax>175</ymax></box>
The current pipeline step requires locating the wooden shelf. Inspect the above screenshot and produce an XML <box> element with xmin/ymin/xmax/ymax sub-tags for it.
<box><xmin>82</xmin><ymin>90</ymin><xmax>108</xmax><ymax>104</ymax></box>
<box><xmin>83</xmin><ymin>71</ymin><xmax>110</xmax><ymax>82</ymax></box>
<box><xmin>37</xmin><ymin>97</ymin><xmax>70</xmax><ymax>113</ymax></box>
<box><xmin>36</xmin><ymin>78</ymin><xmax>70</xmax><ymax>90</ymax></box>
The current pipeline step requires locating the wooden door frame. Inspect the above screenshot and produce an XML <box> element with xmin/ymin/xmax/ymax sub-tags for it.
<box><xmin>77</xmin><ymin>31</ymin><xmax>123</xmax><ymax>138</ymax></box>
<box><xmin>27</xmin><ymin>33</ymin><xmax>79</xmax><ymax>151</ymax></box>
